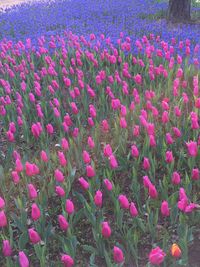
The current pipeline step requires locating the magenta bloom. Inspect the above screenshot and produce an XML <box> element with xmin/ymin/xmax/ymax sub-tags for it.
<box><xmin>0</xmin><ymin>197</ymin><xmax>5</xmax><ymax>209</ymax></box>
<box><xmin>103</xmin><ymin>144</ymin><xmax>113</xmax><ymax>157</ymax></box>
<box><xmin>113</xmin><ymin>246</ymin><xmax>124</xmax><ymax>264</ymax></box>
<box><xmin>28</xmin><ymin>184</ymin><xmax>37</xmax><ymax>199</ymax></box>
<box><xmin>103</xmin><ymin>179</ymin><xmax>113</xmax><ymax>191</ymax></box>
<box><xmin>78</xmin><ymin>177</ymin><xmax>89</xmax><ymax>190</ymax></box>
<box><xmin>61</xmin><ymin>254</ymin><xmax>74</xmax><ymax>267</ymax></box>
<box><xmin>58</xmin><ymin>215</ymin><xmax>69</xmax><ymax>231</ymax></box>
<box><xmin>161</xmin><ymin>201</ymin><xmax>170</xmax><ymax>217</ymax></box>
<box><xmin>28</xmin><ymin>228</ymin><xmax>41</xmax><ymax>244</ymax></box>
<box><xmin>19</xmin><ymin>251</ymin><xmax>29</xmax><ymax>267</ymax></box>
<box><xmin>82</xmin><ymin>150</ymin><xmax>91</xmax><ymax>164</ymax></box>
<box><xmin>101</xmin><ymin>221</ymin><xmax>112</xmax><ymax>238</ymax></box>
<box><xmin>65</xmin><ymin>199</ymin><xmax>74</xmax><ymax>215</ymax></box>
<box><xmin>165</xmin><ymin>151</ymin><xmax>174</xmax><ymax>163</ymax></box>
<box><xmin>55</xmin><ymin>186</ymin><xmax>65</xmax><ymax>197</ymax></box>
<box><xmin>54</xmin><ymin>169</ymin><xmax>64</xmax><ymax>183</ymax></box>
<box><xmin>109</xmin><ymin>155</ymin><xmax>118</xmax><ymax>169</ymax></box>
<box><xmin>130</xmin><ymin>202</ymin><xmax>138</xmax><ymax>217</ymax></box>
<box><xmin>118</xmin><ymin>194</ymin><xmax>129</xmax><ymax>209</ymax></box>
<box><xmin>186</xmin><ymin>141</ymin><xmax>198</xmax><ymax>157</ymax></box>
<box><xmin>2</xmin><ymin>240</ymin><xmax>12</xmax><ymax>257</ymax></box>
<box><xmin>131</xmin><ymin>145</ymin><xmax>139</xmax><ymax>158</ymax></box>
<box><xmin>86</xmin><ymin>165</ymin><xmax>95</xmax><ymax>178</ymax></box>
<box><xmin>0</xmin><ymin>211</ymin><xmax>7</xmax><ymax>227</ymax></box>
<box><xmin>94</xmin><ymin>190</ymin><xmax>103</xmax><ymax>208</ymax></box>
<box><xmin>31</xmin><ymin>203</ymin><xmax>41</xmax><ymax>221</ymax></box>
<box><xmin>149</xmin><ymin>247</ymin><xmax>166</xmax><ymax>265</ymax></box>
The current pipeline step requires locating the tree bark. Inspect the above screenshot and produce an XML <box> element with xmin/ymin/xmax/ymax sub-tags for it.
<box><xmin>168</xmin><ymin>0</ymin><xmax>191</xmax><ymax>23</ymax></box>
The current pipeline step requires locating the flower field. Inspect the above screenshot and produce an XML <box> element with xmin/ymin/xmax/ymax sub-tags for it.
<box><xmin>0</xmin><ymin>1</ymin><xmax>200</xmax><ymax>267</ymax></box>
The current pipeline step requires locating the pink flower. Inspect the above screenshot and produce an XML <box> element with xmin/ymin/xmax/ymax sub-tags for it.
<box><xmin>101</xmin><ymin>119</ymin><xmax>110</xmax><ymax>132</ymax></box>
<box><xmin>161</xmin><ymin>111</ymin><xmax>169</xmax><ymax>124</ymax></box>
<box><xmin>192</xmin><ymin>168</ymin><xmax>199</xmax><ymax>180</ymax></box>
<box><xmin>0</xmin><ymin>211</ymin><xmax>7</xmax><ymax>227</ymax></box>
<box><xmin>129</xmin><ymin>202</ymin><xmax>138</xmax><ymax>217</ymax></box>
<box><xmin>186</xmin><ymin>141</ymin><xmax>198</xmax><ymax>157</ymax></box>
<box><xmin>118</xmin><ymin>194</ymin><xmax>129</xmax><ymax>209</ymax></box>
<box><xmin>171</xmin><ymin>171</ymin><xmax>181</xmax><ymax>185</ymax></box>
<box><xmin>166</xmin><ymin>133</ymin><xmax>174</xmax><ymax>145</ymax></box>
<box><xmin>143</xmin><ymin>157</ymin><xmax>150</xmax><ymax>170</ymax></box>
<box><xmin>19</xmin><ymin>251</ymin><xmax>29</xmax><ymax>267</ymax></box>
<box><xmin>40</xmin><ymin>150</ymin><xmax>48</xmax><ymax>162</ymax></box>
<box><xmin>65</xmin><ymin>199</ymin><xmax>74</xmax><ymax>215</ymax></box>
<box><xmin>86</xmin><ymin>165</ymin><xmax>95</xmax><ymax>178</ymax></box>
<box><xmin>28</xmin><ymin>228</ymin><xmax>41</xmax><ymax>244</ymax></box>
<box><xmin>15</xmin><ymin>159</ymin><xmax>23</xmax><ymax>172</ymax></box>
<box><xmin>54</xmin><ymin>169</ymin><xmax>64</xmax><ymax>183</ymax></box>
<box><xmin>109</xmin><ymin>155</ymin><xmax>118</xmax><ymax>169</ymax></box>
<box><xmin>161</xmin><ymin>201</ymin><xmax>170</xmax><ymax>216</ymax></box>
<box><xmin>101</xmin><ymin>221</ymin><xmax>112</xmax><ymax>238</ymax></box>
<box><xmin>58</xmin><ymin>215</ymin><xmax>69</xmax><ymax>231</ymax></box>
<box><xmin>148</xmin><ymin>184</ymin><xmax>158</xmax><ymax>199</ymax></box>
<box><xmin>2</xmin><ymin>240</ymin><xmax>12</xmax><ymax>257</ymax></box>
<box><xmin>61</xmin><ymin>254</ymin><xmax>74</xmax><ymax>267</ymax></box>
<box><xmin>131</xmin><ymin>145</ymin><xmax>139</xmax><ymax>158</ymax></box>
<box><xmin>94</xmin><ymin>190</ymin><xmax>102</xmax><ymax>208</ymax></box>
<box><xmin>87</xmin><ymin>136</ymin><xmax>95</xmax><ymax>149</ymax></box>
<box><xmin>0</xmin><ymin>197</ymin><xmax>5</xmax><ymax>209</ymax></box>
<box><xmin>46</xmin><ymin>124</ymin><xmax>54</xmax><ymax>134</ymax></box>
<box><xmin>58</xmin><ymin>151</ymin><xmax>67</xmax><ymax>167</ymax></box>
<box><xmin>28</xmin><ymin>184</ymin><xmax>37</xmax><ymax>199</ymax></box>
<box><xmin>103</xmin><ymin>179</ymin><xmax>113</xmax><ymax>191</ymax></box>
<box><xmin>82</xmin><ymin>150</ymin><xmax>91</xmax><ymax>164</ymax></box>
<box><xmin>119</xmin><ymin>117</ymin><xmax>127</xmax><ymax>128</ymax></box>
<box><xmin>165</xmin><ymin>151</ymin><xmax>174</xmax><ymax>163</ymax></box>
<box><xmin>103</xmin><ymin>144</ymin><xmax>113</xmax><ymax>157</ymax></box>
<box><xmin>31</xmin><ymin>203</ymin><xmax>41</xmax><ymax>221</ymax></box>
<box><xmin>113</xmin><ymin>246</ymin><xmax>124</xmax><ymax>264</ymax></box>
<box><xmin>78</xmin><ymin>177</ymin><xmax>89</xmax><ymax>190</ymax></box>
<box><xmin>149</xmin><ymin>247</ymin><xmax>166</xmax><ymax>265</ymax></box>
<box><xmin>55</xmin><ymin>186</ymin><xmax>65</xmax><ymax>197</ymax></box>
<box><xmin>61</xmin><ymin>138</ymin><xmax>69</xmax><ymax>151</ymax></box>
<box><xmin>143</xmin><ymin>175</ymin><xmax>151</xmax><ymax>188</ymax></box>
<box><xmin>134</xmin><ymin>74</ymin><xmax>142</xmax><ymax>85</ymax></box>
<box><xmin>11</xmin><ymin>171</ymin><xmax>20</xmax><ymax>184</ymax></box>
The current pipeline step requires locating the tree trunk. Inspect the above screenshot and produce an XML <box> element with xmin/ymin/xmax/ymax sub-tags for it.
<box><xmin>168</xmin><ymin>0</ymin><xmax>191</xmax><ymax>23</ymax></box>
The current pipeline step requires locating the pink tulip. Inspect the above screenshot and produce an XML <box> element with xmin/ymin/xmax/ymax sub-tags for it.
<box><xmin>0</xmin><ymin>211</ymin><xmax>7</xmax><ymax>227</ymax></box>
<box><xmin>131</xmin><ymin>145</ymin><xmax>139</xmax><ymax>158</ymax></box>
<box><xmin>109</xmin><ymin>155</ymin><xmax>118</xmax><ymax>169</ymax></box>
<box><xmin>61</xmin><ymin>138</ymin><xmax>69</xmax><ymax>151</ymax></box>
<box><xmin>58</xmin><ymin>215</ymin><xmax>69</xmax><ymax>231</ymax></box>
<box><xmin>31</xmin><ymin>203</ymin><xmax>41</xmax><ymax>221</ymax></box>
<box><xmin>19</xmin><ymin>251</ymin><xmax>29</xmax><ymax>267</ymax></box>
<box><xmin>78</xmin><ymin>177</ymin><xmax>89</xmax><ymax>190</ymax></box>
<box><xmin>171</xmin><ymin>171</ymin><xmax>181</xmax><ymax>185</ymax></box>
<box><xmin>40</xmin><ymin>150</ymin><xmax>48</xmax><ymax>162</ymax></box>
<box><xmin>11</xmin><ymin>171</ymin><xmax>20</xmax><ymax>184</ymax></box>
<box><xmin>65</xmin><ymin>199</ymin><xmax>74</xmax><ymax>215</ymax></box>
<box><xmin>58</xmin><ymin>151</ymin><xmax>67</xmax><ymax>166</ymax></box>
<box><xmin>161</xmin><ymin>201</ymin><xmax>170</xmax><ymax>216</ymax></box>
<box><xmin>113</xmin><ymin>246</ymin><xmax>124</xmax><ymax>264</ymax></box>
<box><xmin>28</xmin><ymin>228</ymin><xmax>41</xmax><ymax>244</ymax></box>
<box><xmin>186</xmin><ymin>141</ymin><xmax>198</xmax><ymax>157</ymax></box>
<box><xmin>15</xmin><ymin>159</ymin><xmax>23</xmax><ymax>172</ymax></box>
<box><xmin>103</xmin><ymin>179</ymin><xmax>113</xmax><ymax>191</ymax></box>
<box><xmin>61</xmin><ymin>254</ymin><xmax>74</xmax><ymax>267</ymax></box>
<box><xmin>149</xmin><ymin>247</ymin><xmax>166</xmax><ymax>265</ymax></box>
<box><xmin>130</xmin><ymin>202</ymin><xmax>138</xmax><ymax>217</ymax></box>
<box><xmin>55</xmin><ymin>186</ymin><xmax>65</xmax><ymax>197</ymax></box>
<box><xmin>54</xmin><ymin>169</ymin><xmax>64</xmax><ymax>183</ymax></box>
<box><xmin>118</xmin><ymin>194</ymin><xmax>129</xmax><ymax>209</ymax></box>
<box><xmin>2</xmin><ymin>240</ymin><xmax>12</xmax><ymax>257</ymax></box>
<box><xmin>142</xmin><ymin>157</ymin><xmax>150</xmax><ymax>170</ymax></box>
<box><xmin>28</xmin><ymin>184</ymin><xmax>37</xmax><ymax>199</ymax></box>
<box><xmin>0</xmin><ymin>197</ymin><xmax>5</xmax><ymax>209</ymax></box>
<box><xmin>86</xmin><ymin>165</ymin><xmax>95</xmax><ymax>178</ymax></box>
<box><xmin>192</xmin><ymin>168</ymin><xmax>199</xmax><ymax>180</ymax></box>
<box><xmin>94</xmin><ymin>190</ymin><xmax>102</xmax><ymax>208</ymax></box>
<box><xmin>82</xmin><ymin>150</ymin><xmax>91</xmax><ymax>164</ymax></box>
<box><xmin>166</xmin><ymin>151</ymin><xmax>174</xmax><ymax>163</ymax></box>
<box><xmin>148</xmin><ymin>184</ymin><xmax>158</xmax><ymax>199</ymax></box>
<box><xmin>101</xmin><ymin>221</ymin><xmax>111</xmax><ymax>238</ymax></box>
<box><xmin>103</xmin><ymin>144</ymin><xmax>113</xmax><ymax>157</ymax></box>
<box><xmin>87</xmin><ymin>136</ymin><xmax>95</xmax><ymax>149</ymax></box>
